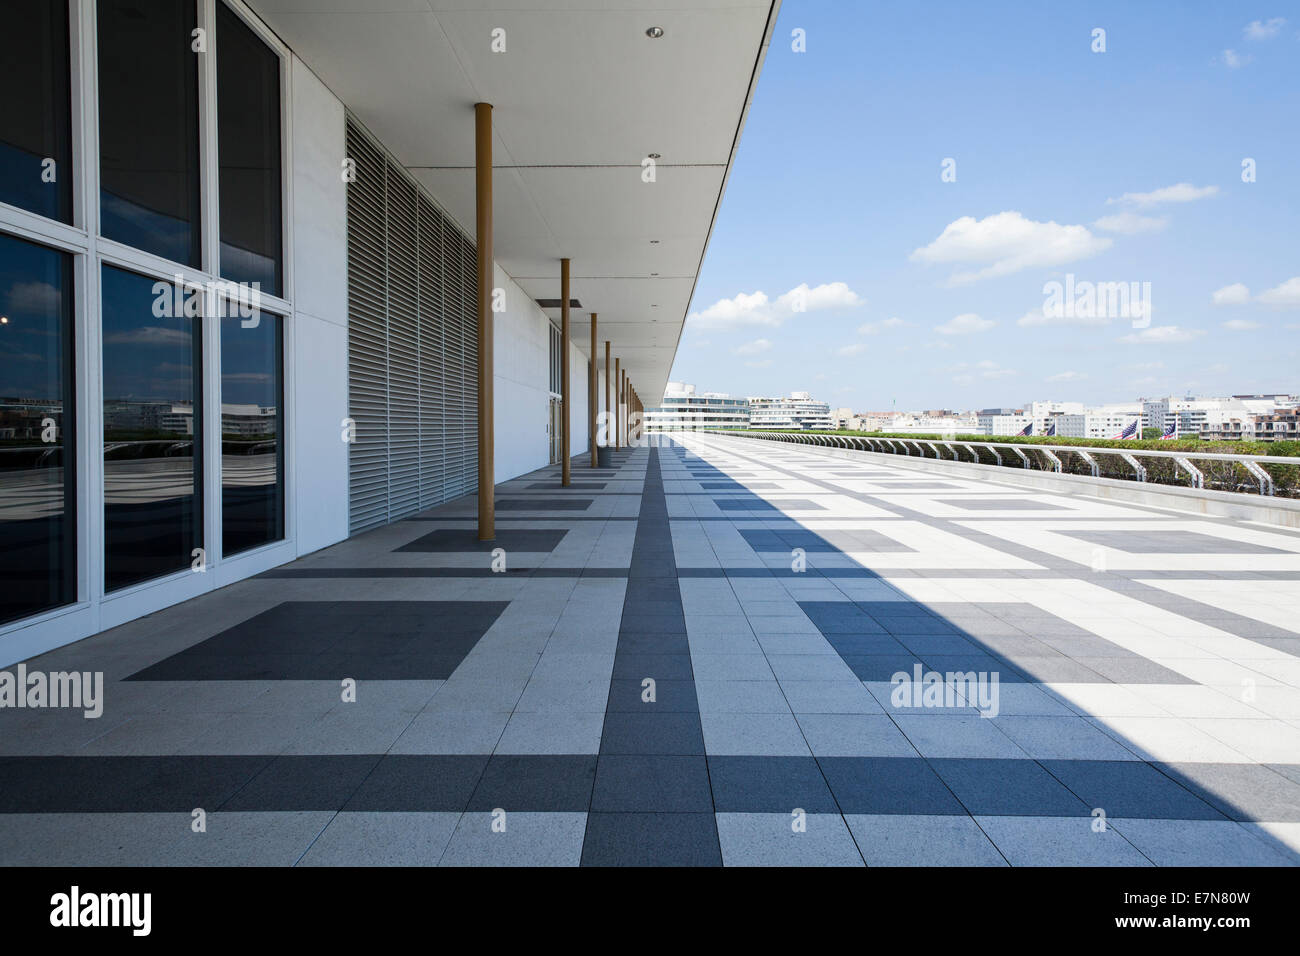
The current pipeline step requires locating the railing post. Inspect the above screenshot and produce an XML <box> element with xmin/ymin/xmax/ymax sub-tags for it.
<box><xmin>1174</xmin><ymin>457</ymin><xmax>1204</xmax><ymax>489</ymax></box>
<box><xmin>1120</xmin><ymin>452</ymin><xmax>1146</xmax><ymax>482</ymax></box>
<box><xmin>1076</xmin><ymin>450</ymin><xmax>1101</xmax><ymax>478</ymax></box>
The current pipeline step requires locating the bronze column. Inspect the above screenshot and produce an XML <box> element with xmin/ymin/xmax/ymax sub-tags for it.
<box><xmin>474</xmin><ymin>103</ymin><xmax>494</xmax><ymax>540</ymax></box>
<box><xmin>589</xmin><ymin>314</ymin><xmax>598</xmax><ymax>467</ymax></box>
<box><xmin>560</xmin><ymin>258</ymin><xmax>571</xmax><ymax>486</ymax></box>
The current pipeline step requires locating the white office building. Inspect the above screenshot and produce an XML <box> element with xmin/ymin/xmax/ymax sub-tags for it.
<box><xmin>977</xmin><ymin>414</ymin><xmax>1036</xmax><ymax>436</ymax></box>
<box><xmin>747</xmin><ymin>392</ymin><xmax>834</xmax><ymax>430</ymax></box>
<box><xmin>1025</xmin><ymin>400</ymin><xmax>1086</xmax><ymax>437</ymax></box>
<box><xmin>644</xmin><ymin>383</ymin><xmax>750</xmax><ymax>431</ymax></box>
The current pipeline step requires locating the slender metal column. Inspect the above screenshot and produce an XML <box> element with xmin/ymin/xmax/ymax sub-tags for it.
<box><xmin>589</xmin><ymin>313</ymin><xmax>598</xmax><ymax>467</ymax></box>
<box><xmin>604</xmin><ymin>340</ymin><xmax>611</xmax><ymax>453</ymax></box>
<box><xmin>561</xmin><ymin>258</ymin><xmax>571</xmax><ymax>486</ymax></box>
<box><xmin>621</xmin><ymin>369</ymin><xmax>627</xmax><ymax>449</ymax></box>
<box><xmin>614</xmin><ymin>358</ymin><xmax>621</xmax><ymax>448</ymax></box>
<box><xmin>474</xmin><ymin>102</ymin><xmax>494</xmax><ymax>540</ymax></box>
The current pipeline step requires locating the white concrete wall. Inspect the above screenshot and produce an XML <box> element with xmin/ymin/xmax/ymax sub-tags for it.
<box><xmin>289</xmin><ymin>57</ymin><xmax>350</xmax><ymax>556</ymax></box>
<box><xmin>492</xmin><ymin>265</ymin><xmax>548</xmax><ymax>482</ymax></box>
<box><xmin>568</xmin><ymin>333</ymin><xmax>592</xmax><ymax>461</ymax></box>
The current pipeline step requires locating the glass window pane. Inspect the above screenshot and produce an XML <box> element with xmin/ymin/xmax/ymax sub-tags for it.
<box><xmin>0</xmin><ymin>231</ymin><xmax>76</xmax><ymax>625</ymax></box>
<box><xmin>97</xmin><ymin>0</ymin><xmax>201</xmax><ymax>267</ymax></box>
<box><xmin>217</xmin><ymin>2</ymin><xmax>283</xmax><ymax>296</ymax></box>
<box><xmin>101</xmin><ymin>265</ymin><xmax>201</xmax><ymax>591</ymax></box>
<box><xmin>0</xmin><ymin>0</ymin><xmax>73</xmax><ymax>223</ymax></box>
<box><xmin>221</xmin><ymin>311</ymin><xmax>283</xmax><ymax>556</ymax></box>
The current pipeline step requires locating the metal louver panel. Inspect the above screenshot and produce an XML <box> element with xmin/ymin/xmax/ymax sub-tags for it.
<box><xmin>385</xmin><ymin>167</ymin><xmax>421</xmax><ymax>521</ymax></box>
<box><xmin>417</xmin><ymin>201</ymin><xmax>445</xmax><ymax>511</ymax></box>
<box><xmin>346</xmin><ymin>116</ymin><xmax>478</xmax><ymax>534</ymax></box>
<box><xmin>346</xmin><ymin>123</ymin><xmax>389</xmax><ymax>534</ymax></box>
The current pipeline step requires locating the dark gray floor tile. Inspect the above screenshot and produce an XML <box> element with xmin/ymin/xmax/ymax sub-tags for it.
<box><xmin>590</xmin><ymin>754</ymin><xmax>713</xmax><ymax>812</ymax></box>
<box><xmin>708</xmin><ymin>755</ymin><xmax>839</xmax><ymax>812</ymax></box>
<box><xmin>930</xmin><ymin>758</ymin><xmax>1090</xmax><ymax>815</ymax></box>
<box><xmin>816</xmin><ymin>756</ymin><xmax>966</xmax><ymax>814</ymax></box>
<box><xmin>465</xmin><ymin>754</ymin><xmax>597</xmax><ymax>811</ymax></box>
<box><xmin>581</xmin><ymin>812</ymin><xmax>722</xmax><ymax>866</ymax></box>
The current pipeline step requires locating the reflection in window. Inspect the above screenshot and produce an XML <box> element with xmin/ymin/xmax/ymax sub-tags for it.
<box><xmin>0</xmin><ymin>1</ymin><xmax>73</xmax><ymax>223</ymax></box>
<box><xmin>97</xmin><ymin>0</ymin><xmax>201</xmax><ymax>266</ymax></box>
<box><xmin>101</xmin><ymin>265</ymin><xmax>201</xmax><ymax>592</ymax></box>
<box><xmin>221</xmin><ymin>312</ymin><xmax>283</xmax><ymax>556</ymax></box>
<box><xmin>0</xmin><ymin>232</ymin><xmax>75</xmax><ymax>625</ymax></box>
<box><xmin>217</xmin><ymin>2</ymin><xmax>283</xmax><ymax>295</ymax></box>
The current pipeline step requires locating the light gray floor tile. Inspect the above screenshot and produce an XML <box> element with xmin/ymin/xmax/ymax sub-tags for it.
<box><xmin>438</xmin><ymin>811</ymin><xmax>587</xmax><ymax>866</ymax></box>
<box><xmin>974</xmin><ymin>815</ymin><xmax>1153</xmax><ymax>866</ymax></box>
<box><xmin>298</xmin><ymin>812</ymin><xmax>461</xmax><ymax>866</ymax></box>
<box><xmin>796</xmin><ymin>713</ymin><xmax>919</xmax><ymax>757</ymax></box>
<box><xmin>844</xmin><ymin>813</ymin><xmax>1008</xmax><ymax>867</ymax></box>
<box><xmin>701</xmin><ymin>713</ymin><xmax>811</xmax><ymax>755</ymax></box>
<box><xmin>716</xmin><ymin>812</ymin><xmax>865</xmax><ymax>866</ymax></box>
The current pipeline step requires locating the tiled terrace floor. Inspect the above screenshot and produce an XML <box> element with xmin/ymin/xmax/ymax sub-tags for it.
<box><xmin>3</xmin><ymin>434</ymin><xmax>1300</xmax><ymax>866</ymax></box>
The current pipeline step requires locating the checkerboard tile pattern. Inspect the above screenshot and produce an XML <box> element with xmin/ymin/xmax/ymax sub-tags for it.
<box><xmin>1</xmin><ymin>437</ymin><xmax>1298</xmax><ymax>867</ymax></box>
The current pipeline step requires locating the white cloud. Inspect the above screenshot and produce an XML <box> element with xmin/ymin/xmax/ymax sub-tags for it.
<box><xmin>950</xmin><ymin>359</ymin><xmax>1014</xmax><ymax>385</ymax></box>
<box><xmin>1257</xmin><ymin>276</ymin><xmax>1300</xmax><ymax>307</ymax></box>
<box><xmin>936</xmin><ymin>313</ymin><xmax>995</xmax><ymax>335</ymax></box>
<box><xmin>688</xmin><ymin>281</ymin><xmax>863</xmax><ymax>328</ymax></box>
<box><xmin>1244</xmin><ymin>18</ymin><xmax>1286</xmax><ymax>40</ymax></box>
<box><xmin>1117</xmin><ymin>325</ymin><xmax>1206</xmax><ymax>345</ymax></box>
<box><xmin>857</xmin><ymin>317</ymin><xmax>906</xmax><ymax>335</ymax></box>
<box><xmin>3</xmin><ymin>280</ymin><xmax>62</xmax><ymax>314</ymax></box>
<box><xmin>776</xmin><ymin>281</ymin><xmax>864</xmax><ymax>313</ymax></box>
<box><xmin>1106</xmin><ymin>183</ymin><xmax>1219</xmax><ymax>206</ymax></box>
<box><xmin>1047</xmin><ymin>370</ymin><xmax>1087</xmax><ymax>382</ymax></box>
<box><xmin>1017</xmin><ymin>307</ymin><xmax>1111</xmax><ymax>328</ymax></box>
<box><xmin>837</xmin><ymin>343</ymin><xmax>868</xmax><ymax>357</ymax></box>
<box><xmin>103</xmin><ymin>326</ymin><xmax>192</xmax><ymax>347</ymax></box>
<box><xmin>1223</xmin><ymin>319</ymin><xmax>1260</xmax><ymax>330</ymax></box>
<box><xmin>1092</xmin><ymin>211</ymin><xmax>1168</xmax><ymax>234</ymax></box>
<box><xmin>1221</xmin><ymin>48</ymin><xmax>1252</xmax><ymax>68</ymax></box>
<box><xmin>910</xmin><ymin>211</ymin><xmax>1111</xmax><ymax>284</ymax></box>
<box><xmin>733</xmin><ymin>338</ymin><xmax>771</xmax><ymax>356</ymax></box>
<box><xmin>1211</xmin><ymin>282</ymin><xmax>1251</xmax><ymax>306</ymax></box>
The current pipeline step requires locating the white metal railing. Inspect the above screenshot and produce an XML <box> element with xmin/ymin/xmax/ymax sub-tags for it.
<box><xmin>703</xmin><ymin>431</ymin><xmax>1300</xmax><ymax>498</ymax></box>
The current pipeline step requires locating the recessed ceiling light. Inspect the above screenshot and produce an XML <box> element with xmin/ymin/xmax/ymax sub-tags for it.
<box><xmin>0</xmin><ymin>316</ymin><xmax>7</xmax><ymax>324</ymax></box>
<box><xmin>645</xmin><ymin>26</ymin><xmax>664</xmax><ymax>39</ymax></box>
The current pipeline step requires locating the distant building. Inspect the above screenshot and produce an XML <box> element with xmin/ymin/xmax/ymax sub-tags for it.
<box><xmin>831</xmin><ymin>407</ymin><xmax>856</xmax><ymax>430</ymax></box>
<box><xmin>1055</xmin><ymin>405</ymin><xmax>1142</xmax><ymax>439</ymax></box>
<box><xmin>221</xmin><ymin>404</ymin><xmax>279</xmax><ymax>437</ymax></box>
<box><xmin>977</xmin><ymin>413</ymin><xmax>1035</xmax><ymax>436</ymax></box>
<box><xmin>747</xmin><ymin>391</ymin><xmax>833</xmax><ymax>430</ymax></box>
<box><xmin>882</xmin><ymin>413</ymin><xmax>979</xmax><ymax>435</ymax></box>
<box><xmin>644</xmin><ymin>382</ymin><xmax>749</xmax><ymax>431</ymax></box>
<box><xmin>1024</xmin><ymin>400</ymin><xmax>1085</xmax><ymax>437</ymax></box>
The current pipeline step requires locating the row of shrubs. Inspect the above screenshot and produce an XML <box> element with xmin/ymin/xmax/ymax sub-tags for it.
<box><xmin>730</xmin><ymin>430</ymin><xmax>1300</xmax><ymax>498</ymax></box>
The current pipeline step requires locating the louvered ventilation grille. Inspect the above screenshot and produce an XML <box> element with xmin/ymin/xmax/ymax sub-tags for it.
<box><xmin>346</xmin><ymin>118</ymin><xmax>478</xmax><ymax>534</ymax></box>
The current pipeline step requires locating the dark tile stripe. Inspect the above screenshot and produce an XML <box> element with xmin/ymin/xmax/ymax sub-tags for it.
<box><xmin>581</xmin><ymin>447</ymin><xmax>722</xmax><ymax>866</ymax></box>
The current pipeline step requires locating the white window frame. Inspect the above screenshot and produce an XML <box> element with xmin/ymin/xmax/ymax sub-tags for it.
<box><xmin>0</xmin><ymin>0</ymin><xmax>297</xmax><ymax>649</ymax></box>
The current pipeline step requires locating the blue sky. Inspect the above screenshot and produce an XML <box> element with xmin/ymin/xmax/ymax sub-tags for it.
<box><xmin>671</xmin><ymin>1</ymin><xmax>1300</xmax><ymax>411</ymax></box>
